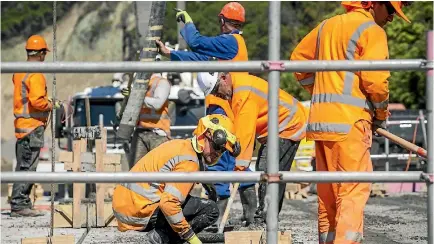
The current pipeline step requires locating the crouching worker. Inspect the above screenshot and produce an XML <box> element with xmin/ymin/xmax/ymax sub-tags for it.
<box><xmin>112</xmin><ymin>114</ymin><xmax>241</xmax><ymax>244</ymax></box>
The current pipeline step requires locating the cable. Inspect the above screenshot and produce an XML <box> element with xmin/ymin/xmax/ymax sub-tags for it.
<box><xmin>50</xmin><ymin>1</ymin><xmax>57</xmax><ymax>238</ymax></box>
<box><xmin>404</xmin><ymin>116</ymin><xmax>420</xmax><ymax>172</ymax></box>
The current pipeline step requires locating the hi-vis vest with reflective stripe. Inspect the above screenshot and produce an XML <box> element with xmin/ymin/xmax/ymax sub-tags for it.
<box><xmin>138</xmin><ymin>74</ymin><xmax>170</xmax><ymax>135</ymax></box>
<box><xmin>230</xmin><ymin>34</ymin><xmax>248</xmax><ymax>61</ymax></box>
<box><xmin>112</xmin><ymin>139</ymin><xmax>199</xmax><ymax>237</ymax></box>
<box><xmin>231</xmin><ymin>73</ymin><xmax>308</xmax><ymax>168</ymax></box>
<box><xmin>301</xmin><ymin>10</ymin><xmax>389</xmax><ymax>142</ymax></box>
<box><xmin>13</xmin><ymin>73</ymin><xmax>50</xmax><ymax>139</ymax></box>
<box><xmin>205</xmin><ymin>95</ymin><xmax>234</xmax><ymax>120</ymax></box>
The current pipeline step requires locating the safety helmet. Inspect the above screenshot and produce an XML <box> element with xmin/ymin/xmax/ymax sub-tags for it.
<box><xmin>25</xmin><ymin>35</ymin><xmax>50</xmax><ymax>51</ymax></box>
<box><xmin>219</xmin><ymin>2</ymin><xmax>245</xmax><ymax>23</ymax></box>
<box><xmin>197</xmin><ymin>72</ymin><xmax>219</xmax><ymax>96</ymax></box>
<box><xmin>193</xmin><ymin>114</ymin><xmax>241</xmax><ymax>157</ymax></box>
<box><xmin>341</xmin><ymin>1</ymin><xmax>411</xmax><ymax>23</ymax></box>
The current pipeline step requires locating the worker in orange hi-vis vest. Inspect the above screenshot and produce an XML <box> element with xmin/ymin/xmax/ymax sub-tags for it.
<box><xmin>196</xmin><ymin>72</ymin><xmax>308</xmax><ymax>223</ymax></box>
<box><xmin>11</xmin><ymin>35</ymin><xmax>61</xmax><ymax>217</ymax></box>
<box><xmin>112</xmin><ymin>114</ymin><xmax>241</xmax><ymax>244</ymax></box>
<box><xmin>290</xmin><ymin>2</ymin><xmax>412</xmax><ymax>243</ymax></box>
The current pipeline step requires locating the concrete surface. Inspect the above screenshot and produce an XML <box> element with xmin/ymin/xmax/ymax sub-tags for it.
<box><xmin>0</xmin><ymin>193</ymin><xmax>428</xmax><ymax>243</ymax></box>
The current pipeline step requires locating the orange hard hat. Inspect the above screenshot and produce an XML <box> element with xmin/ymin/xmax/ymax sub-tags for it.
<box><xmin>25</xmin><ymin>35</ymin><xmax>50</xmax><ymax>51</ymax></box>
<box><xmin>341</xmin><ymin>1</ymin><xmax>410</xmax><ymax>23</ymax></box>
<box><xmin>219</xmin><ymin>2</ymin><xmax>245</xmax><ymax>23</ymax></box>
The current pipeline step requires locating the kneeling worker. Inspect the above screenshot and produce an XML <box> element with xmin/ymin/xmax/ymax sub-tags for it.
<box><xmin>112</xmin><ymin>114</ymin><xmax>241</xmax><ymax>244</ymax></box>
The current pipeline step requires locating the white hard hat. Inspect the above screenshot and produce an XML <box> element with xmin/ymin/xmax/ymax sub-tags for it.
<box><xmin>197</xmin><ymin>72</ymin><xmax>219</xmax><ymax>96</ymax></box>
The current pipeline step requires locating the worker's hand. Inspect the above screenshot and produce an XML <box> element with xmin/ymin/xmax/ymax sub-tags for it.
<box><xmin>155</xmin><ymin>40</ymin><xmax>171</xmax><ymax>58</ymax></box>
<box><xmin>373</xmin><ymin>119</ymin><xmax>387</xmax><ymax>136</ymax></box>
<box><xmin>187</xmin><ymin>234</ymin><xmax>202</xmax><ymax>244</ymax></box>
<box><xmin>48</xmin><ymin>98</ymin><xmax>62</xmax><ymax>109</ymax></box>
<box><xmin>202</xmin><ymin>183</ymin><xmax>217</xmax><ymax>202</ymax></box>
<box><xmin>175</xmin><ymin>10</ymin><xmax>193</xmax><ymax>24</ymax></box>
<box><xmin>121</xmin><ymin>87</ymin><xmax>130</xmax><ymax>97</ymax></box>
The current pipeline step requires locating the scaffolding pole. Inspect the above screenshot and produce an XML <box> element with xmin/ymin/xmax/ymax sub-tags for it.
<box><xmin>426</xmin><ymin>30</ymin><xmax>434</xmax><ymax>244</ymax></box>
<box><xmin>1</xmin><ymin>59</ymin><xmax>431</xmax><ymax>73</ymax></box>
<box><xmin>0</xmin><ymin>171</ymin><xmax>428</xmax><ymax>184</ymax></box>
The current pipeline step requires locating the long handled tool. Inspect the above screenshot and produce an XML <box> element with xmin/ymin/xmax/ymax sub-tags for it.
<box><xmin>218</xmin><ymin>182</ymin><xmax>239</xmax><ymax>233</ymax></box>
<box><xmin>376</xmin><ymin>128</ymin><xmax>427</xmax><ymax>158</ymax></box>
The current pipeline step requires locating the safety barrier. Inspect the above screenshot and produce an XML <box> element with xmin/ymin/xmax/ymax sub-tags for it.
<box><xmin>1</xmin><ymin>2</ymin><xmax>433</xmax><ymax>244</ymax></box>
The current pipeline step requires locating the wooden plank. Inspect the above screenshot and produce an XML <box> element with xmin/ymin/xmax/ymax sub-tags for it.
<box><xmin>72</xmin><ymin>139</ymin><xmax>86</xmax><ymax>229</ymax></box>
<box><xmin>21</xmin><ymin>235</ymin><xmax>75</xmax><ymax>244</ymax></box>
<box><xmin>54</xmin><ymin>203</ymin><xmax>116</xmax><ymax>228</ymax></box>
<box><xmin>104</xmin><ymin>201</ymin><xmax>118</xmax><ymax>227</ymax></box>
<box><xmin>64</xmin><ymin>154</ymin><xmax>121</xmax><ymax>172</ymax></box>
<box><xmin>225</xmin><ymin>231</ymin><xmax>291</xmax><ymax>244</ymax></box>
<box><xmin>58</xmin><ymin>151</ymin><xmax>73</xmax><ymax>163</ymax></box>
<box><xmin>96</xmin><ymin>138</ymin><xmax>105</xmax><ymax>227</ymax></box>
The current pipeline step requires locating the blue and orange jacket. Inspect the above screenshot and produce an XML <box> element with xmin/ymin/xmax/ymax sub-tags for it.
<box><xmin>170</xmin><ymin>23</ymin><xmax>248</xmax><ymax>61</ymax></box>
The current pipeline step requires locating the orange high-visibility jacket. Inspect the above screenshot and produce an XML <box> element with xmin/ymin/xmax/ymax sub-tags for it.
<box><xmin>230</xmin><ymin>73</ymin><xmax>308</xmax><ymax>170</ymax></box>
<box><xmin>205</xmin><ymin>95</ymin><xmax>235</xmax><ymax>120</ymax></box>
<box><xmin>229</xmin><ymin>34</ymin><xmax>248</xmax><ymax>61</ymax></box>
<box><xmin>112</xmin><ymin>139</ymin><xmax>200</xmax><ymax>239</ymax></box>
<box><xmin>13</xmin><ymin>73</ymin><xmax>52</xmax><ymax>139</ymax></box>
<box><xmin>138</xmin><ymin>74</ymin><xmax>171</xmax><ymax>135</ymax></box>
<box><xmin>290</xmin><ymin>9</ymin><xmax>390</xmax><ymax>142</ymax></box>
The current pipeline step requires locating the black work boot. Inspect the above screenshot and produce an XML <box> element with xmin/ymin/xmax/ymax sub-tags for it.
<box><xmin>144</xmin><ymin>229</ymin><xmax>171</xmax><ymax>244</ymax></box>
<box><xmin>10</xmin><ymin>208</ymin><xmax>44</xmax><ymax>217</ymax></box>
<box><xmin>239</xmin><ymin>186</ymin><xmax>257</xmax><ymax>227</ymax></box>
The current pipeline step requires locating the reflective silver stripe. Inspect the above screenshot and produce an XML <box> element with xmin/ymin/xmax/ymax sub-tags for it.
<box><xmin>112</xmin><ymin>208</ymin><xmax>149</xmax><ymax>226</ymax></box>
<box><xmin>319</xmin><ymin>231</ymin><xmax>336</xmax><ymax>243</ymax></box>
<box><xmin>315</xmin><ymin>21</ymin><xmax>327</xmax><ymax>61</ymax></box>
<box><xmin>299</xmin><ymin>76</ymin><xmax>314</xmax><ymax>86</ymax></box>
<box><xmin>307</xmin><ymin>122</ymin><xmax>351</xmax><ymax>134</ymax></box>
<box><xmin>14</xmin><ymin>111</ymin><xmax>49</xmax><ymax>119</ymax></box>
<box><xmin>121</xmin><ymin>183</ymin><xmax>161</xmax><ymax>202</ymax></box>
<box><xmin>21</xmin><ymin>73</ymin><xmax>30</xmax><ymax>116</ymax></box>
<box><xmin>15</xmin><ymin>128</ymin><xmax>35</xmax><ymax>133</ymax></box>
<box><xmin>342</xmin><ymin>21</ymin><xmax>376</xmax><ymax>95</ymax></box>
<box><xmin>345</xmin><ymin>231</ymin><xmax>363</xmax><ymax>243</ymax></box>
<box><xmin>159</xmin><ymin>155</ymin><xmax>199</xmax><ymax>173</ymax></box>
<box><xmin>166</xmin><ymin>212</ymin><xmax>185</xmax><ymax>224</ymax></box>
<box><xmin>234</xmin><ymin>86</ymin><xmax>267</xmax><ymax>100</ymax></box>
<box><xmin>164</xmin><ymin>184</ymin><xmax>186</xmax><ymax>203</ymax></box>
<box><xmin>372</xmin><ymin>99</ymin><xmax>389</xmax><ymax>109</ymax></box>
<box><xmin>311</xmin><ymin>93</ymin><xmax>372</xmax><ymax>110</ymax></box>
<box><xmin>236</xmin><ymin>159</ymin><xmax>250</xmax><ymax>167</ymax></box>
<box><xmin>289</xmin><ymin>123</ymin><xmax>307</xmax><ymax>141</ymax></box>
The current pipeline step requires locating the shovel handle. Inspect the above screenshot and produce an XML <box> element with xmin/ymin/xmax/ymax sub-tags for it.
<box><xmin>376</xmin><ymin>128</ymin><xmax>427</xmax><ymax>158</ymax></box>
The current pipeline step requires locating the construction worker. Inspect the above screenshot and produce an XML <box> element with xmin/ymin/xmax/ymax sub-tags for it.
<box><xmin>112</xmin><ymin>114</ymin><xmax>241</xmax><ymax>244</ymax></box>
<box><xmin>205</xmin><ymin>95</ymin><xmax>257</xmax><ymax>227</ymax></box>
<box><xmin>156</xmin><ymin>2</ymin><xmax>247</xmax><ymax>61</ymax></box>
<box><xmin>290</xmin><ymin>1</ymin><xmax>411</xmax><ymax>243</ymax></box>
<box><xmin>11</xmin><ymin>35</ymin><xmax>61</xmax><ymax>217</ymax></box>
<box><xmin>196</xmin><ymin>72</ymin><xmax>308</xmax><ymax>222</ymax></box>
<box><xmin>121</xmin><ymin>73</ymin><xmax>172</xmax><ymax>169</ymax></box>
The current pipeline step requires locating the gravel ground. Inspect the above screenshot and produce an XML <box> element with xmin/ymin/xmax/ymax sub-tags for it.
<box><xmin>1</xmin><ymin>193</ymin><xmax>428</xmax><ymax>243</ymax></box>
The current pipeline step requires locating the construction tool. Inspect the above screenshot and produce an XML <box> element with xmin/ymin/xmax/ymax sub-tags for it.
<box><xmin>116</xmin><ymin>1</ymin><xmax>166</xmax><ymax>140</ymax></box>
<box><xmin>376</xmin><ymin>128</ymin><xmax>427</xmax><ymax>158</ymax></box>
<box><xmin>218</xmin><ymin>182</ymin><xmax>239</xmax><ymax>233</ymax></box>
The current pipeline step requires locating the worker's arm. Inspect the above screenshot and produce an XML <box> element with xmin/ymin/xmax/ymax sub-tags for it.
<box><xmin>178</xmin><ymin>23</ymin><xmax>239</xmax><ymax>60</ymax></box>
<box><xmin>232</xmin><ymin>92</ymin><xmax>258</xmax><ymax>171</ymax></box>
<box><xmin>159</xmin><ymin>160</ymin><xmax>199</xmax><ymax>240</ymax></box>
<box><xmin>290</xmin><ymin>21</ymin><xmax>325</xmax><ymax>94</ymax></box>
<box><xmin>143</xmin><ymin>78</ymin><xmax>170</xmax><ymax>110</ymax></box>
<box><xmin>28</xmin><ymin>74</ymin><xmax>53</xmax><ymax>111</ymax></box>
<box><xmin>359</xmin><ymin>26</ymin><xmax>390</xmax><ymax>121</ymax></box>
<box><xmin>206</xmin><ymin>105</ymin><xmax>226</xmax><ymax>116</ymax></box>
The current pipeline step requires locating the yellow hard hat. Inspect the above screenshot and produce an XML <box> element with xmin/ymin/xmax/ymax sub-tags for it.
<box><xmin>25</xmin><ymin>35</ymin><xmax>50</xmax><ymax>51</ymax></box>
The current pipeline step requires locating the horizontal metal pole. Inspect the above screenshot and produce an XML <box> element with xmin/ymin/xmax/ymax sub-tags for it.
<box><xmin>252</xmin><ymin>153</ymin><xmax>418</xmax><ymax>162</ymax></box>
<box><xmin>387</xmin><ymin>120</ymin><xmax>427</xmax><ymax>125</ymax></box>
<box><xmin>1</xmin><ymin>59</ymin><xmax>432</xmax><ymax>73</ymax></box>
<box><xmin>0</xmin><ymin>171</ymin><xmax>426</xmax><ymax>183</ymax></box>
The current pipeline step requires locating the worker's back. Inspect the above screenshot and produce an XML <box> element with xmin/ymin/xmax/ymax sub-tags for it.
<box><xmin>295</xmin><ymin>9</ymin><xmax>390</xmax><ymax>142</ymax></box>
<box><xmin>112</xmin><ymin>139</ymin><xmax>199</xmax><ymax>231</ymax></box>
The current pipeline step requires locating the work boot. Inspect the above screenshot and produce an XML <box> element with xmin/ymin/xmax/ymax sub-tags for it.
<box><xmin>10</xmin><ymin>208</ymin><xmax>44</xmax><ymax>217</ymax></box>
<box><xmin>239</xmin><ymin>186</ymin><xmax>257</xmax><ymax>227</ymax></box>
<box><xmin>214</xmin><ymin>198</ymin><xmax>229</xmax><ymax>228</ymax></box>
<box><xmin>144</xmin><ymin>229</ymin><xmax>170</xmax><ymax>244</ymax></box>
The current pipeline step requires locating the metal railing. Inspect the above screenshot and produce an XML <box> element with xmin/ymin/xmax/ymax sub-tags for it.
<box><xmin>1</xmin><ymin>3</ymin><xmax>432</xmax><ymax>243</ymax></box>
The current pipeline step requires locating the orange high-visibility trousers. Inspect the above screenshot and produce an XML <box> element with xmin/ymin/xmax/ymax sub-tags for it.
<box><xmin>315</xmin><ymin>120</ymin><xmax>373</xmax><ymax>244</ymax></box>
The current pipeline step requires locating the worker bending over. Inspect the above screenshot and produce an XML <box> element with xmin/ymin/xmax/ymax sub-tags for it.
<box><xmin>112</xmin><ymin>114</ymin><xmax>241</xmax><ymax>244</ymax></box>
<box><xmin>197</xmin><ymin>72</ymin><xmax>308</xmax><ymax>222</ymax></box>
<box><xmin>205</xmin><ymin>96</ymin><xmax>257</xmax><ymax>227</ymax></box>
<box><xmin>11</xmin><ymin>35</ymin><xmax>61</xmax><ymax>217</ymax></box>
<box><xmin>156</xmin><ymin>2</ymin><xmax>247</xmax><ymax>62</ymax></box>
<box><xmin>290</xmin><ymin>1</ymin><xmax>411</xmax><ymax>243</ymax></box>
<box><xmin>121</xmin><ymin>73</ymin><xmax>172</xmax><ymax>169</ymax></box>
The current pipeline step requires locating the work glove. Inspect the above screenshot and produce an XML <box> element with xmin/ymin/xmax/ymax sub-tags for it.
<box><xmin>202</xmin><ymin>183</ymin><xmax>217</xmax><ymax>202</ymax></box>
<box><xmin>373</xmin><ymin>119</ymin><xmax>387</xmax><ymax>136</ymax></box>
<box><xmin>187</xmin><ymin>234</ymin><xmax>202</xmax><ymax>244</ymax></box>
<box><xmin>48</xmin><ymin>98</ymin><xmax>62</xmax><ymax>109</ymax></box>
<box><xmin>121</xmin><ymin>87</ymin><xmax>130</xmax><ymax>97</ymax></box>
<box><xmin>175</xmin><ymin>10</ymin><xmax>193</xmax><ymax>24</ymax></box>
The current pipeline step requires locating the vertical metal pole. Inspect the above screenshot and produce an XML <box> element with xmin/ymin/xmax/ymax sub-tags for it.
<box><xmin>266</xmin><ymin>2</ymin><xmax>281</xmax><ymax>243</ymax></box>
<box><xmin>426</xmin><ymin>30</ymin><xmax>433</xmax><ymax>244</ymax></box>
<box><xmin>385</xmin><ymin>118</ymin><xmax>390</xmax><ymax>171</ymax></box>
<box><xmin>50</xmin><ymin>1</ymin><xmax>57</xmax><ymax>238</ymax></box>
<box><xmin>177</xmin><ymin>1</ymin><xmax>187</xmax><ymax>50</ymax></box>
<box><xmin>419</xmin><ymin>110</ymin><xmax>428</xmax><ymax>149</ymax></box>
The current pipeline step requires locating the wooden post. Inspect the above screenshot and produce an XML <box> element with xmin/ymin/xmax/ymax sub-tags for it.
<box><xmin>96</xmin><ymin>116</ymin><xmax>106</xmax><ymax>227</ymax></box>
<box><xmin>72</xmin><ymin>138</ymin><xmax>86</xmax><ymax>228</ymax></box>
